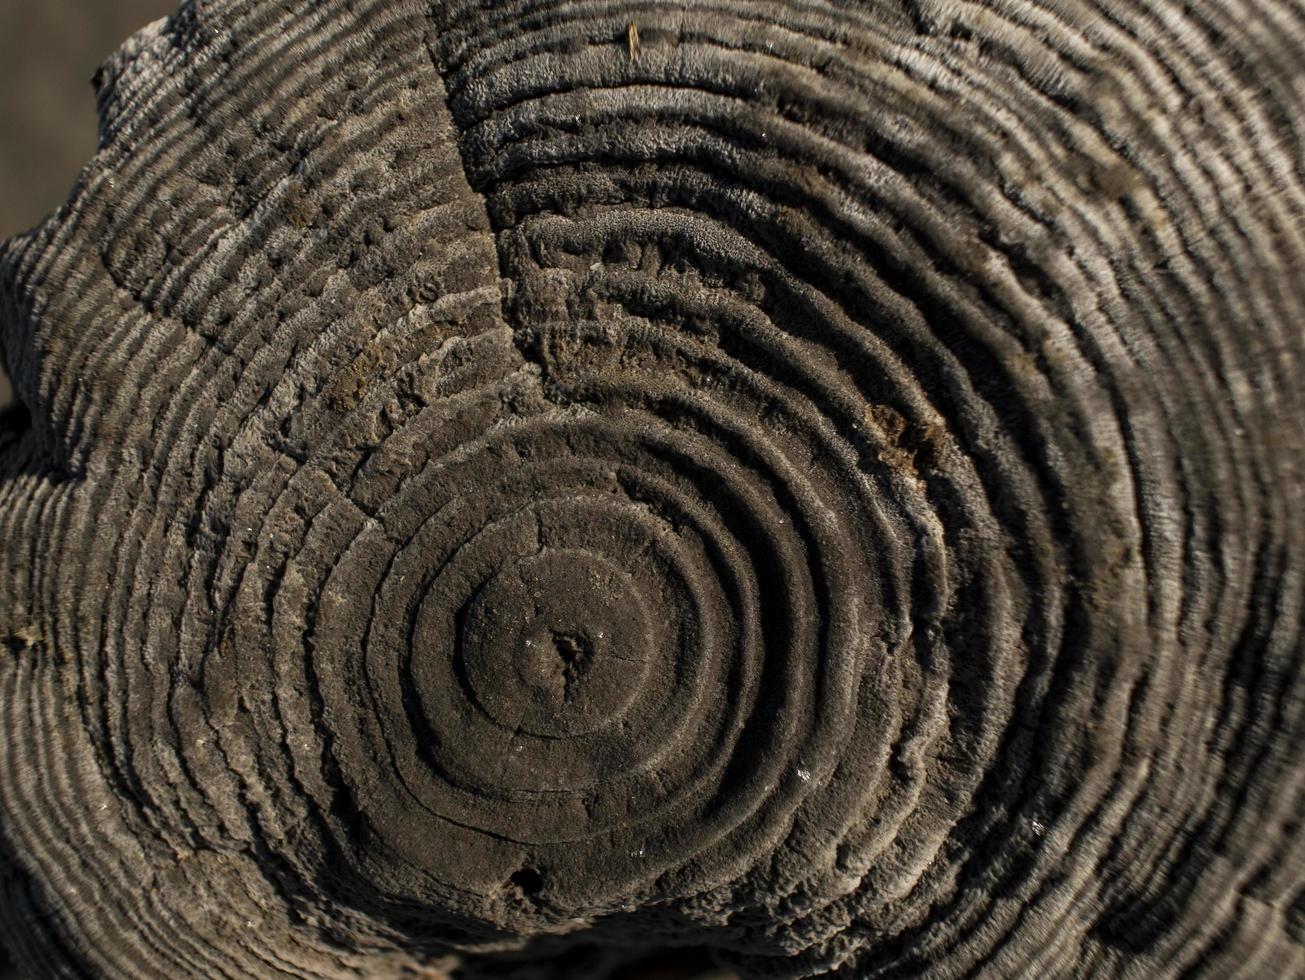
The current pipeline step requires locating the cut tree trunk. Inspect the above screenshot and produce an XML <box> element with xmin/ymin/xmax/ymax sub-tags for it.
<box><xmin>1</xmin><ymin>0</ymin><xmax>1303</xmax><ymax>977</ymax></box>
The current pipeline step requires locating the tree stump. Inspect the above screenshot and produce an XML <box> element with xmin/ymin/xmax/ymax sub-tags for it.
<box><xmin>1</xmin><ymin>0</ymin><xmax>1303</xmax><ymax>976</ymax></box>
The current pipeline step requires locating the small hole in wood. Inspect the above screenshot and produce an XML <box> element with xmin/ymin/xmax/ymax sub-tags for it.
<box><xmin>508</xmin><ymin>867</ymin><xmax>544</xmax><ymax>897</ymax></box>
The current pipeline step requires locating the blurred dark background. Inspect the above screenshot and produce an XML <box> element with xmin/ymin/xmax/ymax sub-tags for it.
<box><xmin>0</xmin><ymin>4</ymin><xmax>734</xmax><ymax>979</ymax></box>
<box><xmin>0</xmin><ymin>0</ymin><xmax>178</xmax><ymax>235</ymax></box>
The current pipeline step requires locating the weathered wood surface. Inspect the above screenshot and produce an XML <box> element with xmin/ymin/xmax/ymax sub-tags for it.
<box><xmin>1</xmin><ymin>0</ymin><xmax>1303</xmax><ymax>976</ymax></box>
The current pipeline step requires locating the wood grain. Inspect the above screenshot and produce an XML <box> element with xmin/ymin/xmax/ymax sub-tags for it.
<box><xmin>0</xmin><ymin>0</ymin><xmax>1303</xmax><ymax>976</ymax></box>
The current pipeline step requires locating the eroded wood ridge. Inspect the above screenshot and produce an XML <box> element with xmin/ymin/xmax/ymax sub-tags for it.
<box><xmin>1</xmin><ymin>0</ymin><xmax>1303</xmax><ymax>977</ymax></box>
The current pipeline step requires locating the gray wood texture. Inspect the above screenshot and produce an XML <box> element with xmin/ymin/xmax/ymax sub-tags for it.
<box><xmin>1</xmin><ymin>0</ymin><xmax>1303</xmax><ymax>976</ymax></box>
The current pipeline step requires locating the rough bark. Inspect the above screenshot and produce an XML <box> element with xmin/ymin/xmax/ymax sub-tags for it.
<box><xmin>1</xmin><ymin>0</ymin><xmax>1303</xmax><ymax>977</ymax></box>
